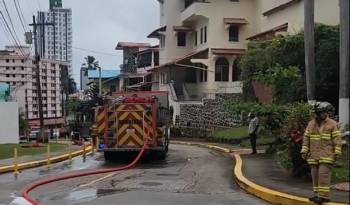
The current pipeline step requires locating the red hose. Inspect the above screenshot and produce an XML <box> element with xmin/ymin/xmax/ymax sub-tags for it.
<box><xmin>21</xmin><ymin>140</ymin><xmax>148</xmax><ymax>205</ymax></box>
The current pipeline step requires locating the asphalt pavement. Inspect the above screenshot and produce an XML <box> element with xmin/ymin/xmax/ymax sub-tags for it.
<box><xmin>0</xmin><ymin>144</ymin><xmax>267</xmax><ymax>205</ymax></box>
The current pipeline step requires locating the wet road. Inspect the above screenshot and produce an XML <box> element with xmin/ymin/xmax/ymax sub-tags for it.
<box><xmin>0</xmin><ymin>144</ymin><xmax>267</xmax><ymax>205</ymax></box>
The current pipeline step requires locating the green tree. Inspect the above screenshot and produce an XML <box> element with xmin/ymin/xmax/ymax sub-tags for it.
<box><xmin>19</xmin><ymin>114</ymin><xmax>29</xmax><ymax>136</ymax></box>
<box><xmin>239</xmin><ymin>24</ymin><xmax>340</xmax><ymax>107</ymax></box>
<box><xmin>85</xmin><ymin>56</ymin><xmax>99</xmax><ymax>70</ymax></box>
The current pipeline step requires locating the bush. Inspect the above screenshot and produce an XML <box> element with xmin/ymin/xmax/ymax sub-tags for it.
<box><xmin>276</xmin><ymin>103</ymin><xmax>312</xmax><ymax>177</ymax></box>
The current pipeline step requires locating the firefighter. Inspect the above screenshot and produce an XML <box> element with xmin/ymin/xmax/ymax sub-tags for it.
<box><xmin>301</xmin><ymin>102</ymin><xmax>342</xmax><ymax>204</ymax></box>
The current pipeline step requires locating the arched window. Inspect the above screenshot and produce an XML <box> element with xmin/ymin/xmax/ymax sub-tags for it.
<box><xmin>215</xmin><ymin>57</ymin><xmax>229</xmax><ymax>81</ymax></box>
<box><xmin>232</xmin><ymin>58</ymin><xmax>241</xmax><ymax>81</ymax></box>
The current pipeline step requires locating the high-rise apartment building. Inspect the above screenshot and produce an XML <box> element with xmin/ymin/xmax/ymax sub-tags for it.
<box><xmin>37</xmin><ymin>0</ymin><xmax>72</xmax><ymax>69</ymax></box>
<box><xmin>0</xmin><ymin>46</ymin><xmax>68</xmax><ymax>129</ymax></box>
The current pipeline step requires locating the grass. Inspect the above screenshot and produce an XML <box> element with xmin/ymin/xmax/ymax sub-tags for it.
<box><xmin>211</xmin><ymin>126</ymin><xmax>248</xmax><ymax>139</ymax></box>
<box><xmin>240</xmin><ymin>135</ymin><xmax>275</xmax><ymax>148</ymax></box>
<box><xmin>0</xmin><ymin>143</ymin><xmax>68</xmax><ymax>160</ymax></box>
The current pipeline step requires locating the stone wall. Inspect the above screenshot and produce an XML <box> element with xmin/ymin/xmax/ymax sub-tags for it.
<box><xmin>177</xmin><ymin>94</ymin><xmax>242</xmax><ymax>132</ymax></box>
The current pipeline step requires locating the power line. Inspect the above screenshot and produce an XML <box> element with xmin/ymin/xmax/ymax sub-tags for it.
<box><xmin>0</xmin><ymin>0</ymin><xmax>25</xmax><ymax>56</ymax></box>
<box><xmin>73</xmin><ymin>46</ymin><xmax>123</xmax><ymax>57</ymax></box>
<box><xmin>13</xmin><ymin>0</ymin><xmax>27</xmax><ymax>32</ymax></box>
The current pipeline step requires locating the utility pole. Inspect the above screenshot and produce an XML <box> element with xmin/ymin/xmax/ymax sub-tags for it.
<box><xmin>339</xmin><ymin>0</ymin><xmax>349</xmax><ymax>130</ymax></box>
<box><xmin>98</xmin><ymin>66</ymin><xmax>102</xmax><ymax>96</ymax></box>
<box><xmin>304</xmin><ymin>0</ymin><xmax>316</xmax><ymax>103</ymax></box>
<box><xmin>29</xmin><ymin>16</ymin><xmax>54</xmax><ymax>143</ymax></box>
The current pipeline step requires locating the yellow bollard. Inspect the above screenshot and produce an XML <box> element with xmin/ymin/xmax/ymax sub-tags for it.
<box><xmin>96</xmin><ymin>137</ymin><xmax>100</xmax><ymax>151</ymax></box>
<box><xmin>90</xmin><ymin>138</ymin><xmax>94</xmax><ymax>155</ymax></box>
<box><xmin>14</xmin><ymin>148</ymin><xmax>19</xmax><ymax>178</ymax></box>
<box><xmin>82</xmin><ymin>142</ymin><xmax>86</xmax><ymax>162</ymax></box>
<box><xmin>47</xmin><ymin>144</ymin><xmax>51</xmax><ymax>169</ymax></box>
<box><xmin>68</xmin><ymin>142</ymin><xmax>72</xmax><ymax>162</ymax></box>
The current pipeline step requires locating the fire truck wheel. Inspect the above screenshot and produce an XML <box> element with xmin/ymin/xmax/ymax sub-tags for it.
<box><xmin>156</xmin><ymin>150</ymin><xmax>167</xmax><ymax>160</ymax></box>
<box><xmin>104</xmin><ymin>151</ymin><xmax>113</xmax><ymax>161</ymax></box>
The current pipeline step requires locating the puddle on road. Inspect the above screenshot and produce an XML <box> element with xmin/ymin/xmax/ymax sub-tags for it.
<box><xmin>66</xmin><ymin>188</ymin><xmax>97</xmax><ymax>202</ymax></box>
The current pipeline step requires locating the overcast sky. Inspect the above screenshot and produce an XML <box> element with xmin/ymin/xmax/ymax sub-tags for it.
<box><xmin>0</xmin><ymin>0</ymin><xmax>159</xmax><ymax>87</ymax></box>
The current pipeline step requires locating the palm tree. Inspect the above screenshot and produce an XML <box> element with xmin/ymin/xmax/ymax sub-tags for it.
<box><xmin>84</xmin><ymin>56</ymin><xmax>99</xmax><ymax>70</ymax></box>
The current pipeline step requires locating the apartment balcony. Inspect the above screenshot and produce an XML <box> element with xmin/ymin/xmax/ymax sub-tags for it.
<box><xmin>181</xmin><ymin>0</ymin><xmax>210</xmax><ymax>23</ymax></box>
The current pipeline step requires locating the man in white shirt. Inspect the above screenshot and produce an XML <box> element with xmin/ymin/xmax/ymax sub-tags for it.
<box><xmin>248</xmin><ymin>112</ymin><xmax>259</xmax><ymax>154</ymax></box>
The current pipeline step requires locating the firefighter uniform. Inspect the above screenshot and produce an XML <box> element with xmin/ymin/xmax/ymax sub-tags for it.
<box><xmin>301</xmin><ymin>117</ymin><xmax>342</xmax><ymax>200</ymax></box>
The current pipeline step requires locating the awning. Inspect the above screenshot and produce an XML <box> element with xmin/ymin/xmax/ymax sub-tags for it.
<box><xmin>247</xmin><ymin>23</ymin><xmax>288</xmax><ymax>40</ymax></box>
<box><xmin>151</xmin><ymin>48</ymin><xmax>209</xmax><ymax>70</ymax></box>
<box><xmin>173</xmin><ymin>26</ymin><xmax>194</xmax><ymax>32</ymax></box>
<box><xmin>211</xmin><ymin>48</ymin><xmax>246</xmax><ymax>55</ymax></box>
<box><xmin>147</xmin><ymin>26</ymin><xmax>166</xmax><ymax>38</ymax></box>
<box><xmin>223</xmin><ymin>18</ymin><xmax>248</xmax><ymax>25</ymax></box>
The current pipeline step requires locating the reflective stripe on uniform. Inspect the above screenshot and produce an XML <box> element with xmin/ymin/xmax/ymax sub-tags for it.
<box><xmin>301</xmin><ymin>145</ymin><xmax>309</xmax><ymax>153</ymax></box>
<box><xmin>310</xmin><ymin>134</ymin><xmax>321</xmax><ymax>140</ymax></box>
<box><xmin>313</xmin><ymin>187</ymin><xmax>318</xmax><ymax>192</ymax></box>
<box><xmin>319</xmin><ymin>157</ymin><xmax>334</xmax><ymax>164</ymax></box>
<box><xmin>335</xmin><ymin>146</ymin><xmax>342</xmax><ymax>155</ymax></box>
<box><xmin>320</xmin><ymin>133</ymin><xmax>331</xmax><ymax>140</ymax></box>
<box><xmin>307</xmin><ymin>159</ymin><xmax>318</xmax><ymax>165</ymax></box>
<box><xmin>317</xmin><ymin>186</ymin><xmax>330</xmax><ymax>192</ymax></box>
<box><xmin>332</xmin><ymin>131</ymin><xmax>341</xmax><ymax>136</ymax></box>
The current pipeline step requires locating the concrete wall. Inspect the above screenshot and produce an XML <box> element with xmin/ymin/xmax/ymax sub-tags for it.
<box><xmin>0</xmin><ymin>102</ymin><xmax>19</xmax><ymax>144</ymax></box>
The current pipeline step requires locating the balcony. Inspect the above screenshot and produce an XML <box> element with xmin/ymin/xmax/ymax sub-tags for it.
<box><xmin>181</xmin><ymin>0</ymin><xmax>210</xmax><ymax>22</ymax></box>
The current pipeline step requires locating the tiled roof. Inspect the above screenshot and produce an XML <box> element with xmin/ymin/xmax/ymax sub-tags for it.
<box><xmin>115</xmin><ymin>42</ymin><xmax>151</xmax><ymax>50</ymax></box>
<box><xmin>247</xmin><ymin>23</ymin><xmax>288</xmax><ymax>40</ymax></box>
<box><xmin>211</xmin><ymin>48</ymin><xmax>246</xmax><ymax>55</ymax></box>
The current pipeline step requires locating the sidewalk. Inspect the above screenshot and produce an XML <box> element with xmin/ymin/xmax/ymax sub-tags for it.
<box><xmin>241</xmin><ymin>154</ymin><xmax>349</xmax><ymax>204</ymax></box>
<box><xmin>0</xmin><ymin>144</ymin><xmax>82</xmax><ymax>167</ymax></box>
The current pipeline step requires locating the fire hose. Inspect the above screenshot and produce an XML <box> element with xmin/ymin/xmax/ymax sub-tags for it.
<box><xmin>22</xmin><ymin>136</ymin><xmax>149</xmax><ymax>205</ymax></box>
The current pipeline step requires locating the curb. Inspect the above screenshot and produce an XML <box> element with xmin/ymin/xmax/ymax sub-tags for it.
<box><xmin>0</xmin><ymin>145</ymin><xmax>93</xmax><ymax>174</ymax></box>
<box><xmin>171</xmin><ymin>141</ymin><xmax>347</xmax><ymax>205</ymax></box>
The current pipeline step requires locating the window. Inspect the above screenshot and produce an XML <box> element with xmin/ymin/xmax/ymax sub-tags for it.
<box><xmin>232</xmin><ymin>58</ymin><xmax>241</xmax><ymax>81</ymax></box>
<box><xmin>12</xmin><ymin>67</ymin><xmax>15</xmax><ymax>70</ymax></box>
<box><xmin>12</xmin><ymin>59</ymin><xmax>15</xmax><ymax>63</ymax></box>
<box><xmin>229</xmin><ymin>25</ymin><xmax>239</xmax><ymax>42</ymax></box>
<box><xmin>22</xmin><ymin>75</ymin><xmax>25</xmax><ymax>78</ymax></box>
<box><xmin>21</xmin><ymin>67</ymin><xmax>24</xmax><ymax>70</ymax></box>
<box><xmin>6</xmin><ymin>67</ymin><xmax>9</xmax><ymax>70</ymax></box>
<box><xmin>200</xmin><ymin>28</ymin><xmax>203</xmax><ymax>44</ymax></box>
<box><xmin>204</xmin><ymin>26</ymin><xmax>207</xmax><ymax>43</ymax></box>
<box><xmin>21</xmin><ymin>60</ymin><xmax>24</xmax><ymax>63</ymax></box>
<box><xmin>6</xmin><ymin>59</ymin><xmax>9</xmax><ymax>63</ymax></box>
<box><xmin>215</xmin><ymin>57</ymin><xmax>229</xmax><ymax>82</ymax></box>
<box><xmin>177</xmin><ymin>32</ymin><xmax>186</xmax><ymax>47</ymax></box>
<box><xmin>194</xmin><ymin>31</ymin><xmax>198</xmax><ymax>46</ymax></box>
<box><xmin>6</xmin><ymin>74</ymin><xmax>9</xmax><ymax>78</ymax></box>
<box><xmin>12</xmin><ymin>74</ymin><xmax>15</xmax><ymax>77</ymax></box>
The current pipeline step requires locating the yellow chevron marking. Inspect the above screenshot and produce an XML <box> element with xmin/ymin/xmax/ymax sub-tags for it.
<box><xmin>97</xmin><ymin>112</ymin><xmax>105</xmax><ymax>122</ymax></box>
<box><xmin>135</xmin><ymin>104</ymin><xmax>145</xmax><ymax>111</ymax></box>
<box><xmin>119</xmin><ymin>112</ymin><xmax>130</xmax><ymax>120</ymax></box>
<box><xmin>131</xmin><ymin>112</ymin><xmax>142</xmax><ymax>120</ymax></box>
<box><xmin>131</xmin><ymin>132</ymin><xmax>143</xmax><ymax>145</ymax></box>
<box><xmin>116</xmin><ymin>105</ymin><xmax>126</xmax><ymax>111</ymax></box>
<box><xmin>133</xmin><ymin>124</ymin><xmax>144</xmax><ymax>136</ymax></box>
<box><xmin>119</xmin><ymin>133</ymin><xmax>129</xmax><ymax>145</ymax></box>
<box><xmin>144</xmin><ymin>114</ymin><xmax>152</xmax><ymax>123</ymax></box>
<box><xmin>97</xmin><ymin>124</ymin><xmax>105</xmax><ymax>133</ymax></box>
<box><xmin>117</xmin><ymin>124</ymin><xmax>129</xmax><ymax>136</ymax></box>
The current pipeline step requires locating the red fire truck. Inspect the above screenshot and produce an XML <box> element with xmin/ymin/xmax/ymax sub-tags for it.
<box><xmin>93</xmin><ymin>91</ymin><xmax>171</xmax><ymax>160</ymax></box>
